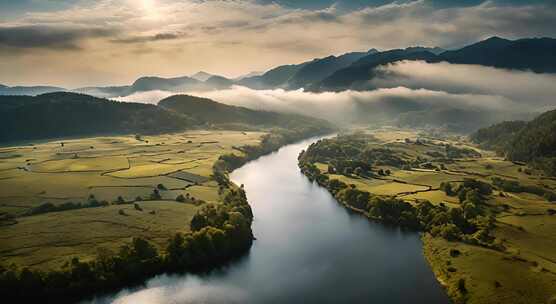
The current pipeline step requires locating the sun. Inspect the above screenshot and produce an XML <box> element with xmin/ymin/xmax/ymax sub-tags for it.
<box><xmin>136</xmin><ymin>0</ymin><xmax>161</xmax><ymax>20</ymax></box>
<box><xmin>140</xmin><ymin>0</ymin><xmax>156</xmax><ymax>11</ymax></box>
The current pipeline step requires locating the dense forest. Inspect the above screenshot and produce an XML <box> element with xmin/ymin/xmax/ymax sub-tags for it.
<box><xmin>471</xmin><ymin>109</ymin><xmax>556</xmax><ymax>175</ymax></box>
<box><xmin>0</xmin><ymin>92</ymin><xmax>333</xmax><ymax>143</ymax></box>
<box><xmin>159</xmin><ymin>94</ymin><xmax>332</xmax><ymax>130</ymax></box>
<box><xmin>0</xmin><ymin>92</ymin><xmax>196</xmax><ymax>142</ymax></box>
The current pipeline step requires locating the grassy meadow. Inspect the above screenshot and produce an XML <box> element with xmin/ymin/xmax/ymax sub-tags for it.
<box><xmin>0</xmin><ymin>130</ymin><xmax>264</xmax><ymax>270</ymax></box>
<box><xmin>302</xmin><ymin>128</ymin><xmax>556</xmax><ymax>304</ymax></box>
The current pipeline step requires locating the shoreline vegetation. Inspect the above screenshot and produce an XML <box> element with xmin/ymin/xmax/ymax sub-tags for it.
<box><xmin>298</xmin><ymin>130</ymin><xmax>556</xmax><ymax>304</ymax></box>
<box><xmin>0</xmin><ymin>126</ymin><xmax>331</xmax><ymax>303</ymax></box>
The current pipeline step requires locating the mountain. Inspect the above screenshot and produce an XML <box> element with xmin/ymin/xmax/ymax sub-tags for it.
<box><xmin>191</xmin><ymin>71</ymin><xmax>214</xmax><ymax>81</ymax></box>
<box><xmin>159</xmin><ymin>94</ymin><xmax>332</xmax><ymax>130</ymax></box>
<box><xmin>0</xmin><ymin>85</ymin><xmax>67</xmax><ymax>96</ymax></box>
<box><xmin>314</xmin><ymin>48</ymin><xmax>440</xmax><ymax>91</ymax></box>
<box><xmin>312</xmin><ymin>37</ymin><xmax>556</xmax><ymax>91</ymax></box>
<box><xmin>130</xmin><ymin>75</ymin><xmax>203</xmax><ymax>92</ymax></box>
<box><xmin>471</xmin><ymin>109</ymin><xmax>556</xmax><ymax>175</ymax></box>
<box><xmin>0</xmin><ymin>92</ymin><xmax>195</xmax><ymax>143</ymax></box>
<box><xmin>440</xmin><ymin>37</ymin><xmax>556</xmax><ymax>73</ymax></box>
<box><xmin>239</xmin><ymin>50</ymin><xmax>378</xmax><ymax>90</ymax></box>
<box><xmin>234</xmin><ymin>71</ymin><xmax>263</xmax><ymax>81</ymax></box>
<box><xmin>287</xmin><ymin>50</ymin><xmax>377</xmax><ymax>89</ymax></box>
<box><xmin>73</xmin><ymin>85</ymin><xmax>131</xmax><ymax>98</ymax></box>
<box><xmin>405</xmin><ymin>46</ymin><xmax>445</xmax><ymax>55</ymax></box>
<box><xmin>204</xmin><ymin>75</ymin><xmax>235</xmax><ymax>90</ymax></box>
<box><xmin>75</xmin><ymin>76</ymin><xmax>205</xmax><ymax>98</ymax></box>
<box><xmin>239</xmin><ymin>63</ymin><xmax>307</xmax><ymax>89</ymax></box>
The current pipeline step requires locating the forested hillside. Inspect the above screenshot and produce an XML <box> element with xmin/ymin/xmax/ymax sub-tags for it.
<box><xmin>472</xmin><ymin>109</ymin><xmax>556</xmax><ymax>175</ymax></box>
<box><xmin>0</xmin><ymin>92</ymin><xmax>195</xmax><ymax>142</ymax></box>
<box><xmin>159</xmin><ymin>94</ymin><xmax>333</xmax><ymax>131</ymax></box>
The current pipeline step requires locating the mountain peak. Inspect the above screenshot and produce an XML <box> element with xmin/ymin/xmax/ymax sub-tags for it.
<box><xmin>191</xmin><ymin>71</ymin><xmax>214</xmax><ymax>81</ymax></box>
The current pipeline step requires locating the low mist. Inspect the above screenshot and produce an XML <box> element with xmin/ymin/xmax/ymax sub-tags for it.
<box><xmin>115</xmin><ymin>61</ymin><xmax>556</xmax><ymax>131</ymax></box>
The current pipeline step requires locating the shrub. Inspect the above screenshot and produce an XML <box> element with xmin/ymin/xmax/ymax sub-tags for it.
<box><xmin>116</xmin><ymin>196</ymin><xmax>126</xmax><ymax>204</ymax></box>
<box><xmin>150</xmin><ymin>189</ymin><xmax>161</xmax><ymax>200</ymax></box>
<box><xmin>457</xmin><ymin>278</ymin><xmax>467</xmax><ymax>293</ymax></box>
<box><xmin>176</xmin><ymin>194</ymin><xmax>186</xmax><ymax>203</ymax></box>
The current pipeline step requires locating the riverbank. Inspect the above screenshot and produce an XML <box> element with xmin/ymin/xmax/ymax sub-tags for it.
<box><xmin>0</xmin><ymin>126</ymin><xmax>332</xmax><ymax>303</ymax></box>
<box><xmin>93</xmin><ymin>134</ymin><xmax>447</xmax><ymax>304</ymax></box>
<box><xmin>297</xmin><ymin>130</ymin><xmax>556</xmax><ymax>304</ymax></box>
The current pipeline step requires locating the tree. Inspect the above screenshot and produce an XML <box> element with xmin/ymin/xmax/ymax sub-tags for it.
<box><xmin>116</xmin><ymin>196</ymin><xmax>125</xmax><ymax>204</ymax></box>
<box><xmin>176</xmin><ymin>194</ymin><xmax>186</xmax><ymax>202</ymax></box>
<box><xmin>150</xmin><ymin>189</ymin><xmax>161</xmax><ymax>200</ymax></box>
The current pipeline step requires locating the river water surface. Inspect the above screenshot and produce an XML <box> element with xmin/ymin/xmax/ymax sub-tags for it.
<box><xmin>92</xmin><ymin>137</ymin><xmax>449</xmax><ymax>304</ymax></box>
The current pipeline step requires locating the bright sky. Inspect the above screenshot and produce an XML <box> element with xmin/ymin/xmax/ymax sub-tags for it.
<box><xmin>0</xmin><ymin>0</ymin><xmax>554</xmax><ymax>87</ymax></box>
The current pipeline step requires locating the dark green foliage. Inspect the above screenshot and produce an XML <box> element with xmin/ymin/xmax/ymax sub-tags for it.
<box><xmin>472</xmin><ymin>109</ymin><xmax>556</xmax><ymax>176</ymax></box>
<box><xmin>25</xmin><ymin>199</ymin><xmax>111</xmax><ymax>216</ymax></box>
<box><xmin>457</xmin><ymin>278</ymin><xmax>467</xmax><ymax>293</ymax></box>
<box><xmin>176</xmin><ymin>194</ymin><xmax>186</xmax><ymax>203</ymax></box>
<box><xmin>492</xmin><ymin>177</ymin><xmax>556</xmax><ymax>200</ymax></box>
<box><xmin>150</xmin><ymin>189</ymin><xmax>161</xmax><ymax>200</ymax></box>
<box><xmin>0</xmin><ymin>92</ymin><xmax>195</xmax><ymax>142</ymax></box>
<box><xmin>299</xmin><ymin>137</ymin><xmax>495</xmax><ymax>244</ymax></box>
<box><xmin>445</xmin><ymin>145</ymin><xmax>481</xmax><ymax>159</ymax></box>
<box><xmin>159</xmin><ymin>94</ymin><xmax>332</xmax><ymax>130</ymax></box>
<box><xmin>440</xmin><ymin>182</ymin><xmax>454</xmax><ymax>196</ymax></box>
<box><xmin>470</xmin><ymin>120</ymin><xmax>527</xmax><ymax>152</ymax></box>
<box><xmin>116</xmin><ymin>196</ymin><xmax>126</xmax><ymax>204</ymax></box>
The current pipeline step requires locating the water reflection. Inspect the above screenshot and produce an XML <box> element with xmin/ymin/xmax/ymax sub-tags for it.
<box><xmin>91</xmin><ymin>137</ymin><xmax>448</xmax><ymax>304</ymax></box>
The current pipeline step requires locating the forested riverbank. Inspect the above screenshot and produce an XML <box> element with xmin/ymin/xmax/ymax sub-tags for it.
<box><xmin>297</xmin><ymin>131</ymin><xmax>556</xmax><ymax>304</ymax></box>
<box><xmin>0</xmin><ymin>126</ymin><xmax>332</xmax><ymax>303</ymax></box>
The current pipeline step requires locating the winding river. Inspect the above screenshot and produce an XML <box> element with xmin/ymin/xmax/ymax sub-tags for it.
<box><xmin>91</xmin><ymin>137</ymin><xmax>449</xmax><ymax>304</ymax></box>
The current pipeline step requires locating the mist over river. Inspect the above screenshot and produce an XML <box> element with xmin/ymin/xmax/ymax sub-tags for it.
<box><xmin>89</xmin><ymin>137</ymin><xmax>448</xmax><ymax>304</ymax></box>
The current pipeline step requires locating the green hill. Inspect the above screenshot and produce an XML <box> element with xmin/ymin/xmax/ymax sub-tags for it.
<box><xmin>471</xmin><ymin>109</ymin><xmax>556</xmax><ymax>175</ymax></box>
<box><xmin>158</xmin><ymin>94</ymin><xmax>333</xmax><ymax>130</ymax></box>
<box><xmin>0</xmin><ymin>92</ymin><xmax>195</xmax><ymax>142</ymax></box>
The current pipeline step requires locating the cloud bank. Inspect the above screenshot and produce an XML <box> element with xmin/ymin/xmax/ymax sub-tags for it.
<box><xmin>116</xmin><ymin>61</ymin><xmax>556</xmax><ymax>130</ymax></box>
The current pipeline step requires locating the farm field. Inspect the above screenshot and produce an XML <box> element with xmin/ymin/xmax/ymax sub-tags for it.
<box><xmin>301</xmin><ymin>128</ymin><xmax>556</xmax><ymax>304</ymax></box>
<box><xmin>0</xmin><ymin>130</ymin><xmax>264</xmax><ymax>270</ymax></box>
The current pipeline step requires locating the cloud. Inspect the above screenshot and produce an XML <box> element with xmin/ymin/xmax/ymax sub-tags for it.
<box><xmin>113</xmin><ymin>62</ymin><xmax>556</xmax><ymax>130</ymax></box>
<box><xmin>370</xmin><ymin>60</ymin><xmax>556</xmax><ymax>110</ymax></box>
<box><xmin>0</xmin><ymin>25</ymin><xmax>115</xmax><ymax>50</ymax></box>
<box><xmin>111</xmin><ymin>32</ymin><xmax>185</xmax><ymax>44</ymax></box>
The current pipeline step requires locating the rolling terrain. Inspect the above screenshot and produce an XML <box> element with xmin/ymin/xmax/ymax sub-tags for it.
<box><xmin>299</xmin><ymin>128</ymin><xmax>556</xmax><ymax>304</ymax></box>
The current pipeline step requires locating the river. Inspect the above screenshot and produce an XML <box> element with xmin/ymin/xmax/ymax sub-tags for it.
<box><xmin>90</xmin><ymin>137</ymin><xmax>449</xmax><ymax>304</ymax></box>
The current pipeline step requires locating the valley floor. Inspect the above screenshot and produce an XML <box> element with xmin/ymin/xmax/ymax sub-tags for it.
<box><xmin>0</xmin><ymin>130</ymin><xmax>264</xmax><ymax>270</ymax></box>
<box><xmin>300</xmin><ymin>128</ymin><xmax>556</xmax><ymax>304</ymax></box>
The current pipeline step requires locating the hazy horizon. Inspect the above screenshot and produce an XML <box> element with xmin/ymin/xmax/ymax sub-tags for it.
<box><xmin>1</xmin><ymin>0</ymin><xmax>555</xmax><ymax>87</ymax></box>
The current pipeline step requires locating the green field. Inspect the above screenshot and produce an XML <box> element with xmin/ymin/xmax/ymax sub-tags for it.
<box><xmin>0</xmin><ymin>130</ymin><xmax>264</xmax><ymax>270</ymax></box>
<box><xmin>302</xmin><ymin>128</ymin><xmax>556</xmax><ymax>304</ymax></box>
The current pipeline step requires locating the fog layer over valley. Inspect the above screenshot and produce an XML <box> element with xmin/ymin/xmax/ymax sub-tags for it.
<box><xmin>116</xmin><ymin>61</ymin><xmax>556</xmax><ymax>132</ymax></box>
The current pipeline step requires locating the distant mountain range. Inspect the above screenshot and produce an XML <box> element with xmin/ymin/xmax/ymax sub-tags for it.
<box><xmin>2</xmin><ymin>36</ymin><xmax>555</xmax><ymax>97</ymax></box>
<box><xmin>191</xmin><ymin>71</ymin><xmax>214</xmax><ymax>81</ymax></box>
<box><xmin>0</xmin><ymin>85</ymin><xmax>66</xmax><ymax>96</ymax></box>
